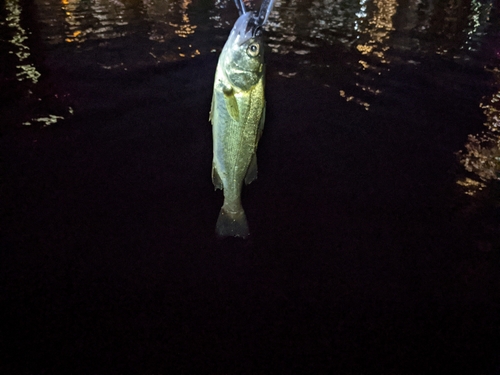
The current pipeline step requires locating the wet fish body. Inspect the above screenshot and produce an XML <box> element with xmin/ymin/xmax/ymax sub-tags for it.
<box><xmin>210</xmin><ymin>7</ymin><xmax>272</xmax><ymax>238</ymax></box>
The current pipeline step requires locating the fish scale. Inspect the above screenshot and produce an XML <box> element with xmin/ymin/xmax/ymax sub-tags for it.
<box><xmin>212</xmin><ymin>75</ymin><xmax>264</xmax><ymax>204</ymax></box>
<box><xmin>210</xmin><ymin>17</ymin><xmax>271</xmax><ymax>237</ymax></box>
<box><xmin>210</xmin><ymin>0</ymin><xmax>274</xmax><ymax>238</ymax></box>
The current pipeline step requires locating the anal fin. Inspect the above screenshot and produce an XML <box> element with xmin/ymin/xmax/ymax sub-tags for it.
<box><xmin>212</xmin><ymin>163</ymin><xmax>223</xmax><ymax>190</ymax></box>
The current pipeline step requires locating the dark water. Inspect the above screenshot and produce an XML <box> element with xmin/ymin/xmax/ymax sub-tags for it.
<box><xmin>1</xmin><ymin>0</ymin><xmax>500</xmax><ymax>372</ymax></box>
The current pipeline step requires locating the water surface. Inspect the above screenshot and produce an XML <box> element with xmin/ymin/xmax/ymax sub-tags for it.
<box><xmin>1</xmin><ymin>0</ymin><xmax>500</xmax><ymax>372</ymax></box>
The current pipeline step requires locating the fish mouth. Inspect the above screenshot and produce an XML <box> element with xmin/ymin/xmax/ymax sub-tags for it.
<box><xmin>232</xmin><ymin>13</ymin><xmax>259</xmax><ymax>46</ymax></box>
<box><xmin>243</xmin><ymin>16</ymin><xmax>262</xmax><ymax>40</ymax></box>
<box><xmin>234</xmin><ymin>0</ymin><xmax>275</xmax><ymax>30</ymax></box>
<box><xmin>231</xmin><ymin>0</ymin><xmax>276</xmax><ymax>45</ymax></box>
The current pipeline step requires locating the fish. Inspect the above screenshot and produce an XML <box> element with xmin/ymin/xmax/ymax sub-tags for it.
<box><xmin>210</xmin><ymin>0</ymin><xmax>275</xmax><ymax>238</ymax></box>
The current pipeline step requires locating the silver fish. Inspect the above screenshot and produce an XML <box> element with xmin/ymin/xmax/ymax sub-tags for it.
<box><xmin>210</xmin><ymin>0</ymin><xmax>275</xmax><ymax>238</ymax></box>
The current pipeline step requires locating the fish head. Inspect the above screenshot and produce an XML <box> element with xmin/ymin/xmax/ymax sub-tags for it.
<box><xmin>221</xmin><ymin>11</ymin><xmax>265</xmax><ymax>91</ymax></box>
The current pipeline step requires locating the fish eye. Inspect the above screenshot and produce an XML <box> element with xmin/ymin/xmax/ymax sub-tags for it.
<box><xmin>247</xmin><ymin>43</ymin><xmax>260</xmax><ymax>57</ymax></box>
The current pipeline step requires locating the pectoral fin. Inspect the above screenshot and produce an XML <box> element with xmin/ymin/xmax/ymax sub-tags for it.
<box><xmin>245</xmin><ymin>153</ymin><xmax>258</xmax><ymax>185</ymax></box>
<box><xmin>223</xmin><ymin>85</ymin><xmax>239</xmax><ymax>122</ymax></box>
<box><xmin>212</xmin><ymin>163</ymin><xmax>223</xmax><ymax>190</ymax></box>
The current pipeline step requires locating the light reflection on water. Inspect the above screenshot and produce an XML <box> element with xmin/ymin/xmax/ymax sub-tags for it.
<box><xmin>457</xmin><ymin>67</ymin><xmax>500</xmax><ymax>196</ymax></box>
<box><xmin>4</xmin><ymin>0</ymin><xmax>499</xmax><ymax>100</ymax></box>
<box><xmin>41</xmin><ymin>0</ymin><xmax>136</xmax><ymax>44</ymax></box>
<box><xmin>463</xmin><ymin>0</ymin><xmax>494</xmax><ymax>53</ymax></box>
<box><xmin>34</xmin><ymin>0</ymin><xmax>497</xmax><ymax>59</ymax></box>
<box><xmin>2</xmin><ymin>0</ymin><xmax>500</xmax><ymax>193</ymax></box>
<box><xmin>1</xmin><ymin>0</ymin><xmax>71</xmax><ymax>126</ymax></box>
<box><xmin>5</xmin><ymin>0</ymin><xmax>41</xmax><ymax>84</ymax></box>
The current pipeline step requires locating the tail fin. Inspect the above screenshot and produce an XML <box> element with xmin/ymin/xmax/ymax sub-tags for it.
<box><xmin>216</xmin><ymin>207</ymin><xmax>249</xmax><ymax>239</ymax></box>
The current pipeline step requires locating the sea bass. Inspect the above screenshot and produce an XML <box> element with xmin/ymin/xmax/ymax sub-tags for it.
<box><xmin>210</xmin><ymin>0</ymin><xmax>275</xmax><ymax>238</ymax></box>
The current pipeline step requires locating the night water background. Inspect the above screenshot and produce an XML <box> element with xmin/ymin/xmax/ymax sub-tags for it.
<box><xmin>1</xmin><ymin>0</ymin><xmax>500</xmax><ymax>372</ymax></box>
